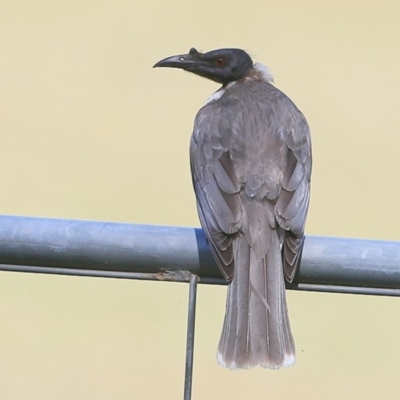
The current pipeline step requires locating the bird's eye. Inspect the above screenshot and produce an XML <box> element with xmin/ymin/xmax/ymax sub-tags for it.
<box><xmin>215</xmin><ymin>58</ymin><xmax>226</xmax><ymax>68</ymax></box>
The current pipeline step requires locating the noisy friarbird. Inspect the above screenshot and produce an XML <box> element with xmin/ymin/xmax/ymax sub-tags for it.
<box><xmin>153</xmin><ymin>48</ymin><xmax>312</xmax><ymax>369</ymax></box>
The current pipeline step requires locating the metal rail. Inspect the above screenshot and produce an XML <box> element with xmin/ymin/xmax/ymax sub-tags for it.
<box><xmin>1</xmin><ymin>215</ymin><xmax>400</xmax><ymax>400</ymax></box>
<box><xmin>0</xmin><ymin>215</ymin><xmax>399</xmax><ymax>296</ymax></box>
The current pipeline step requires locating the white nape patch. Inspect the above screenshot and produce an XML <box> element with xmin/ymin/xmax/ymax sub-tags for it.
<box><xmin>205</xmin><ymin>81</ymin><xmax>237</xmax><ymax>104</ymax></box>
<box><xmin>253</xmin><ymin>62</ymin><xmax>274</xmax><ymax>83</ymax></box>
<box><xmin>206</xmin><ymin>88</ymin><xmax>225</xmax><ymax>104</ymax></box>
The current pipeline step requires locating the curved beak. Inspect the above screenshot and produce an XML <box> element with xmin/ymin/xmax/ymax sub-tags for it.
<box><xmin>153</xmin><ymin>49</ymin><xmax>201</xmax><ymax>70</ymax></box>
<box><xmin>153</xmin><ymin>48</ymin><xmax>223</xmax><ymax>84</ymax></box>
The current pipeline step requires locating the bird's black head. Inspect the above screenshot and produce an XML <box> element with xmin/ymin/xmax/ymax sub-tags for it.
<box><xmin>153</xmin><ymin>48</ymin><xmax>253</xmax><ymax>86</ymax></box>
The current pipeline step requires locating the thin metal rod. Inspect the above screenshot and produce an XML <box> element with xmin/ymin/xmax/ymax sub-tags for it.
<box><xmin>287</xmin><ymin>283</ymin><xmax>400</xmax><ymax>297</ymax></box>
<box><xmin>1</xmin><ymin>215</ymin><xmax>400</xmax><ymax>296</ymax></box>
<box><xmin>184</xmin><ymin>274</ymin><xmax>198</xmax><ymax>400</ymax></box>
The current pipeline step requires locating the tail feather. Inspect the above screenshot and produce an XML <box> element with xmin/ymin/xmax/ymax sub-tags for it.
<box><xmin>218</xmin><ymin>237</ymin><xmax>250</xmax><ymax>367</ymax></box>
<box><xmin>217</xmin><ymin>232</ymin><xmax>295</xmax><ymax>369</ymax></box>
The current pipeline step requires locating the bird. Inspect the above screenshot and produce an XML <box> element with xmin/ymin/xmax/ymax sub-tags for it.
<box><xmin>153</xmin><ymin>47</ymin><xmax>312</xmax><ymax>370</ymax></box>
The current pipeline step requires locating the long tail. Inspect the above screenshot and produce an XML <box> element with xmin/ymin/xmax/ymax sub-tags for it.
<box><xmin>217</xmin><ymin>231</ymin><xmax>295</xmax><ymax>369</ymax></box>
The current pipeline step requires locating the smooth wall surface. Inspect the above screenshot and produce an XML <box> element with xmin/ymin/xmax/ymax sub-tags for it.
<box><xmin>1</xmin><ymin>1</ymin><xmax>400</xmax><ymax>399</ymax></box>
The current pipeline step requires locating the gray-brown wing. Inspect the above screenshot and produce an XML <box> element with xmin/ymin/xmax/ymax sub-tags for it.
<box><xmin>190</xmin><ymin>121</ymin><xmax>243</xmax><ymax>281</ymax></box>
<box><xmin>275</xmin><ymin>107</ymin><xmax>312</xmax><ymax>282</ymax></box>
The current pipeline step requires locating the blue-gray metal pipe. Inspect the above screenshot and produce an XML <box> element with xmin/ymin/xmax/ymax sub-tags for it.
<box><xmin>0</xmin><ymin>215</ymin><xmax>400</xmax><ymax>296</ymax></box>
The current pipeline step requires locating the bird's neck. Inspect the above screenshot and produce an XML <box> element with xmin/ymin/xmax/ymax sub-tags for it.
<box><xmin>205</xmin><ymin>63</ymin><xmax>274</xmax><ymax>105</ymax></box>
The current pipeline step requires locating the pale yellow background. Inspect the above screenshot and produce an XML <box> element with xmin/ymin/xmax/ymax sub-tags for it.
<box><xmin>1</xmin><ymin>1</ymin><xmax>400</xmax><ymax>399</ymax></box>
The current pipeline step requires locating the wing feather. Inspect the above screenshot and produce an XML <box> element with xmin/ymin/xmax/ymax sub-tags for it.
<box><xmin>190</xmin><ymin>80</ymin><xmax>311</xmax><ymax>284</ymax></box>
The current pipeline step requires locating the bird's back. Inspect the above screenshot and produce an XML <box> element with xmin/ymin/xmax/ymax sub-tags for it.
<box><xmin>191</xmin><ymin>78</ymin><xmax>311</xmax><ymax>275</ymax></box>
